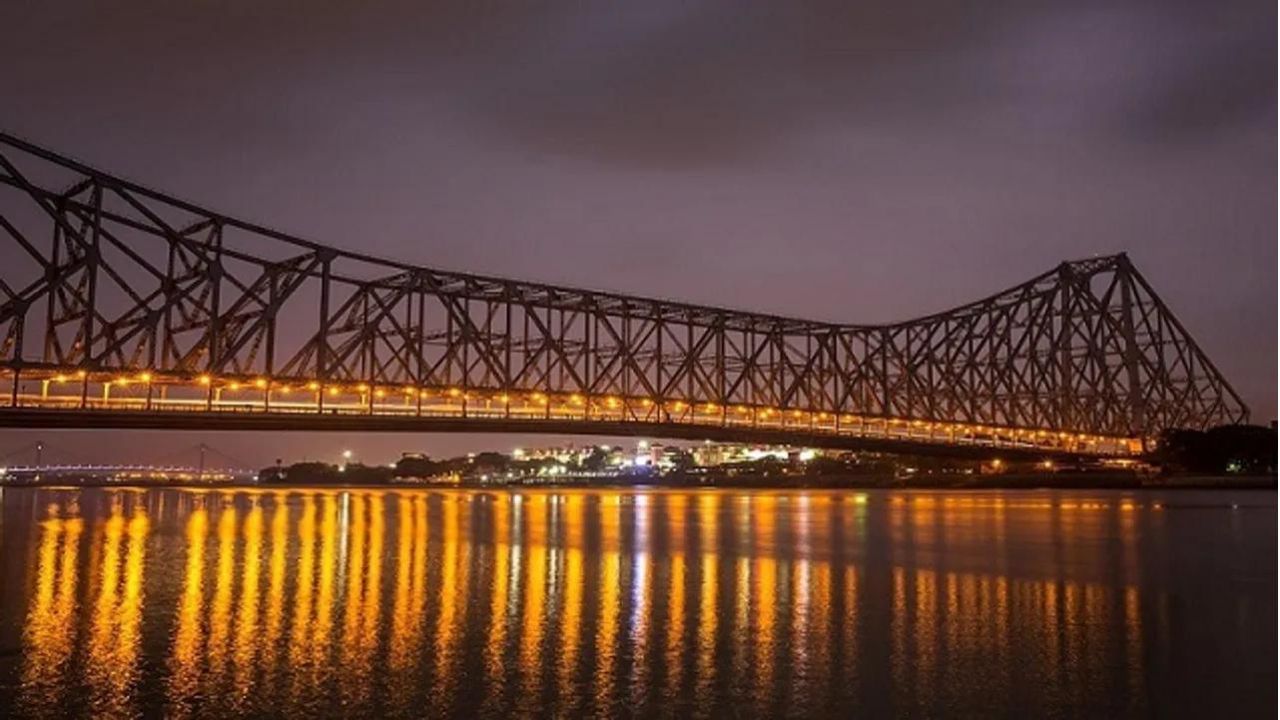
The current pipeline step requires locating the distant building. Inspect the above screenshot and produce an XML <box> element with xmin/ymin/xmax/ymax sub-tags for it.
<box><xmin>692</xmin><ymin>442</ymin><xmax>736</xmax><ymax>467</ymax></box>
<box><xmin>521</xmin><ymin>444</ymin><xmax>593</xmax><ymax>465</ymax></box>
<box><xmin>691</xmin><ymin>442</ymin><xmax>822</xmax><ymax>467</ymax></box>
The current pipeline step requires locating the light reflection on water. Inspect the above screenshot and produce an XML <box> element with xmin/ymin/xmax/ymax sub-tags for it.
<box><xmin>0</xmin><ymin>486</ymin><xmax>1273</xmax><ymax>718</ymax></box>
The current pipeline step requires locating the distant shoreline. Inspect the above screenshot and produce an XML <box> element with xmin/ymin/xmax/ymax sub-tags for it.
<box><xmin>3</xmin><ymin>474</ymin><xmax>1274</xmax><ymax>491</ymax></box>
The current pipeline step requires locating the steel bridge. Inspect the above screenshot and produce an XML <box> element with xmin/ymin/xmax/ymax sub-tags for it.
<box><xmin>0</xmin><ymin>132</ymin><xmax>1248</xmax><ymax>460</ymax></box>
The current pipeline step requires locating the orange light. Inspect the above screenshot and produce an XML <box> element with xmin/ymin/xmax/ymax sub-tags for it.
<box><xmin>375</xmin><ymin>389</ymin><xmax>386</xmax><ymax>398</ymax></box>
<box><xmin>228</xmin><ymin>382</ymin><xmax>241</xmax><ymax>391</ymax></box>
<box><xmin>357</xmin><ymin>383</ymin><xmax>369</xmax><ymax>392</ymax></box>
<box><xmin>53</xmin><ymin>374</ymin><xmax>67</xmax><ymax>383</ymax></box>
<box><xmin>277</xmin><ymin>385</ymin><xmax>291</xmax><ymax>394</ymax></box>
<box><xmin>138</xmin><ymin>372</ymin><xmax>153</xmax><ymax>383</ymax></box>
<box><xmin>327</xmin><ymin>386</ymin><xmax>340</xmax><ymax>396</ymax></box>
<box><xmin>448</xmin><ymin>388</ymin><xmax>461</xmax><ymax>398</ymax></box>
<box><xmin>254</xmin><ymin>378</ymin><xmax>268</xmax><ymax>389</ymax></box>
<box><xmin>198</xmin><ymin>375</ymin><xmax>212</xmax><ymax>386</ymax></box>
<box><xmin>307</xmin><ymin>381</ymin><xmax>320</xmax><ymax>391</ymax></box>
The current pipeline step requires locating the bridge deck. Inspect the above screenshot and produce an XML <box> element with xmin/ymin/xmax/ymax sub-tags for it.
<box><xmin>2</xmin><ymin>370</ymin><xmax>1138</xmax><ymax>461</ymax></box>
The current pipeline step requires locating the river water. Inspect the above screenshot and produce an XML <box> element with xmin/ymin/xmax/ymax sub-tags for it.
<box><xmin>0</xmin><ymin>486</ymin><xmax>1273</xmax><ymax>718</ymax></box>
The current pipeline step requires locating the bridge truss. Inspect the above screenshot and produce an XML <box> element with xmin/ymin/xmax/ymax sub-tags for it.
<box><xmin>0</xmin><ymin>132</ymin><xmax>1248</xmax><ymax>457</ymax></box>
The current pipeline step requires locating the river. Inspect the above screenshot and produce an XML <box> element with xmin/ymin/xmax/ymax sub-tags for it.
<box><xmin>0</xmin><ymin>486</ymin><xmax>1273</xmax><ymax>718</ymax></box>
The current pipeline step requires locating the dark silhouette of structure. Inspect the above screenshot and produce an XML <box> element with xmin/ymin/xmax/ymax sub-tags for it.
<box><xmin>0</xmin><ymin>132</ymin><xmax>1248</xmax><ymax>458</ymax></box>
<box><xmin>1151</xmin><ymin>425</ymin><xmax>1277</xmax><ymax>475</ymax></box>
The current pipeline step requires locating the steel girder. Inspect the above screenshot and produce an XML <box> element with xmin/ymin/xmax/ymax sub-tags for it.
<box><xmin>0</xmin><ymin>131</ymin><xmax>1249</xmax><ymax>437</ymax></box>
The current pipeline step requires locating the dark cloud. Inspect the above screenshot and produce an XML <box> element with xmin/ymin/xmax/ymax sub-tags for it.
<box><xmin>438</xmin><ymin>1</ymin><xmax>1030</xmax><ymax>166</ymax></box>
<box><xmin>430</xmin><ymin>0</ymin><xmax>1276</xmax><ymax>166</ymax></box>
<box><xmin>8</xmin><ymin>1</ymin><xmax>1272</xmax><ymax>167</ymax></box>
<box><xmin>1128</xmin><ymin>25</ymin><xmax>1276</xmax><ymax>138</ymax></box>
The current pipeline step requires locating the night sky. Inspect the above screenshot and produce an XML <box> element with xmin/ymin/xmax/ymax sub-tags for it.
<box><xmin>1</xmin><ymin>1</ymin><xmax>1274</xmax><ymax>468</ymax></box>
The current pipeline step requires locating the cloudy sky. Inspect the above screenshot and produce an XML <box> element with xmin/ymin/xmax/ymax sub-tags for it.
<box><xmin>0</xmin><ymin>0</ymin><xmax>1274</xmax><ymax>466</ymax></box>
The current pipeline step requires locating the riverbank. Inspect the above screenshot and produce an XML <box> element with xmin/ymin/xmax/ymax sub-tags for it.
<box><xmin>2</xmin><ymin>473</ymin><xmax>1274</xmax><ymax>491</ymax></box>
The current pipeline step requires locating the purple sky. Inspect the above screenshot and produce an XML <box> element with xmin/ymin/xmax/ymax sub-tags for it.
<box><xmin>0</xmin><ymin>1</ymin><xmax>1274</xmax><ymax>468</ymax></box>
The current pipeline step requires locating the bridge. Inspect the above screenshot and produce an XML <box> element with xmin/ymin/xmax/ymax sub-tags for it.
<box><xmin>0</xmin><ymin>464</ymin><xmax>256</xmax><ymax>484</ymax></box>
<box><xmin>0</xmin><ymin>439</ymin><xmax>256</xmax><ymax>483</ymax></box>
<box><xmin>0</xmin><ymin>132</ymin><xmax>1248</xmax><ymax>460</ymax></box>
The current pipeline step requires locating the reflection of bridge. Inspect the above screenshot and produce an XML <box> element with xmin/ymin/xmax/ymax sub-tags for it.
<box><xmin>0</xmin><ymin>133</ymin><xmax>1248</xmax><ymax>459</ymax></box>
